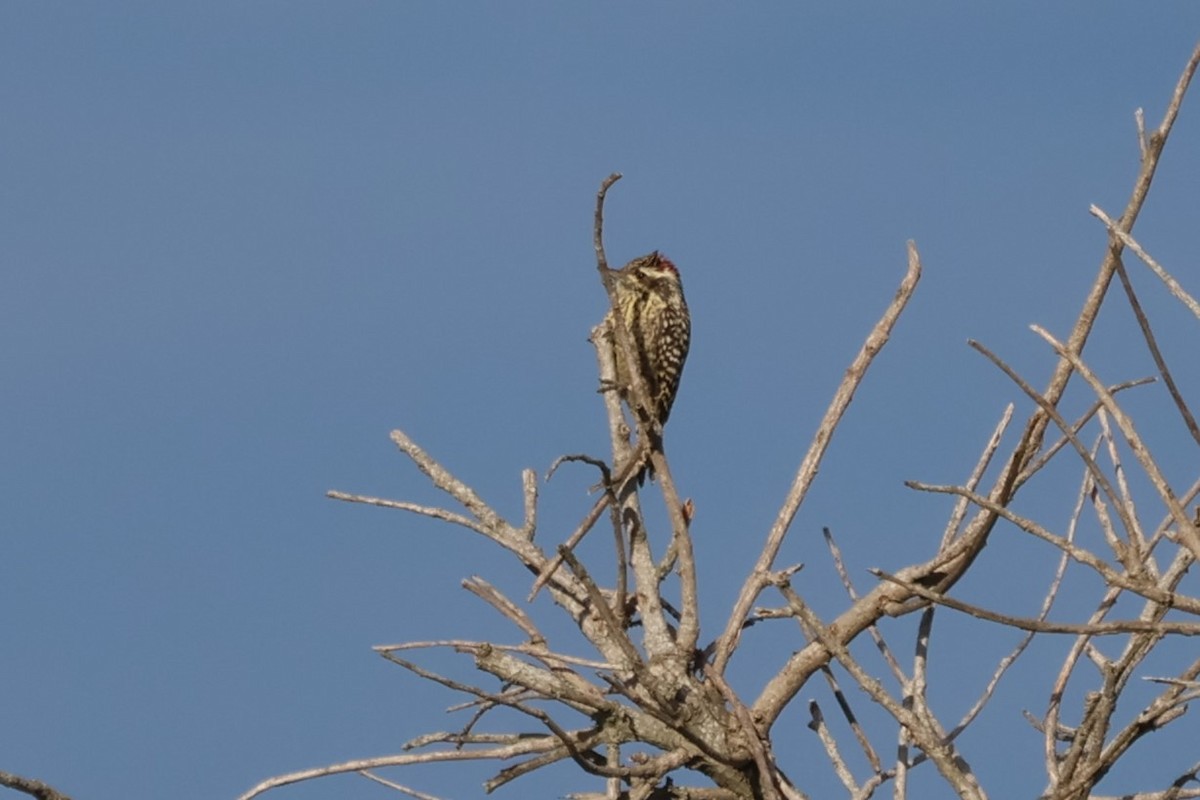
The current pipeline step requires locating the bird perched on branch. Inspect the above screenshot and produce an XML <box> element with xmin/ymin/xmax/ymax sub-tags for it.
<box><xmin>601</xmin><ymin>251</ymin><xmax>690</xmax><ymax>479</ymax></box>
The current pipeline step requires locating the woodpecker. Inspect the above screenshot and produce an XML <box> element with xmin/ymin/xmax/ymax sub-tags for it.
<box><xmin>602</xmin><ymin>251</ymin><xmax>691</xmax><ymax>443</ymax></box>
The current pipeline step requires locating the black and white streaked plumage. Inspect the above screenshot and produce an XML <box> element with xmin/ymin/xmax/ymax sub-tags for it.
<box><xmin>603</xmin><ymin>251</ymin><xmax>690</xmax><ymax>433</ymax></box>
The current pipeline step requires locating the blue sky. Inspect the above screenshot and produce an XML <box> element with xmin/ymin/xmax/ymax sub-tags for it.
<box><xmin>3</xmin><ymin>5</ymin><xmax>1200</xmax><ymax>799</ymax></box>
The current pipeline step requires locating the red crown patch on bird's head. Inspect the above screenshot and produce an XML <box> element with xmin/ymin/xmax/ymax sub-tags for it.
<box><xmin>651</xmin><ymin>252</ymin><xmax>679</xmax><ymax>277</ymax></box>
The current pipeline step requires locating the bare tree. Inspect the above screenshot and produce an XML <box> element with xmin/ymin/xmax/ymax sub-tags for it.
<box><xmin>241</xmin><ymin>41</ymin><xmax>1200</xmax><ymax>800</ymax></box>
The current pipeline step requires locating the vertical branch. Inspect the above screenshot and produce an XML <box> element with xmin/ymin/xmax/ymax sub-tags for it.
<box><xmin>593</xmin><ymin>172</ymin><xmax>621</xmax><ymax>272</ymax></box>
<box><xmin>590</xmin><ymin>174</ymin><xmax>700</xmax><ymax>662</ymax></box>
<box><xmin>650</xmin><ymin>439</ymin><xmax>701</xmax><ymax>658</ymax></box>
<box><xmin>594</xmin><ymin>322</ymin><xmax>674</xmax><ymax>655</ymax></box>
<box><xmin>590</xmin><ymin>174</ymin><xmax>678</xmax><ymax>659</ymax></box>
